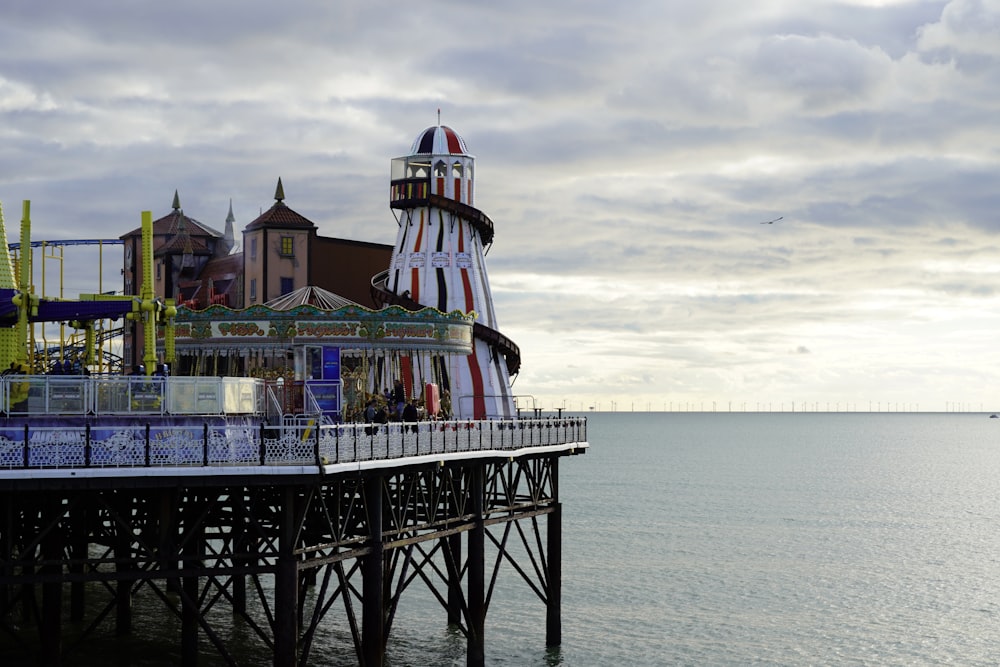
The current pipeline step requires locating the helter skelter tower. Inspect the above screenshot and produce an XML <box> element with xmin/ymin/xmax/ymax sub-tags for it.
<box><xmin>373</xmin><ymin>123</ymin><xmax>520</xmax><ymax>419</ymax></box>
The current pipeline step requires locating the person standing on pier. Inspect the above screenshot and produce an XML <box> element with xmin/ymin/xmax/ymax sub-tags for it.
<box><xmin>392</xmin><ymin>379</ymin><xmax>405</xmax><ymax>419</ymax></box>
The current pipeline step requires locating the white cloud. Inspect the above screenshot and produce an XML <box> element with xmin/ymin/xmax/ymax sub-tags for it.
<box><xmin>918</xmin><ymin>0</ymin><xmax>1000</xmax><ymax>56</ymax></box>
<box><xmin>0</xmin><ymin>78</ymin><xmax>59</xmax><ymax>115</ymax></box>
<box><xmin>752</xmin><ymin>34</ymin><xmax>894</xmax><ymax>114</ymax></box>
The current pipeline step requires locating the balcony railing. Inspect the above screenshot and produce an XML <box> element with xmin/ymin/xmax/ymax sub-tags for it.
<box><xmin>0</xmin><ymin>418</ymin><xmax>588</xmax><ymax>472</ymax></box>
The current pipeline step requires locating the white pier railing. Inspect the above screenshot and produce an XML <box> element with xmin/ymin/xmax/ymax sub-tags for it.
<box><xmin>0</xmin><ymin>418</ymin><xmax>588</xmax><ymax>471</ymax></box>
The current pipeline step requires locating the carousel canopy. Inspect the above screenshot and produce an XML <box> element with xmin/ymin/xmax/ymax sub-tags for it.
<box><xmin>172</xmin><ymin>299</ymin><xmax>476</xmax><ymax>355</ymax></box>
<box><xmin>265</xmin><ymin>285</ymin><xmax>357</xmax><ymax>311</ymax></box>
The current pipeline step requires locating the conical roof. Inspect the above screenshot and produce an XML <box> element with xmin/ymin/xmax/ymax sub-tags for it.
<box><xmin>264</xmin><ymin>285</ymin><xmax>357</xmax><ymax>311</ymax></box>
<box><xmin>244</xmin><ymin>179</ymin><xmax>316</xmax><ymax>232</ymax></box>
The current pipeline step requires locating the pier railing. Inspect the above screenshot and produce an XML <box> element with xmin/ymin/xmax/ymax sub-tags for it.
<box><xmin>0</xmin><ymin>417</ymin><xmax>587</xmax><ymax>471</ymax></box>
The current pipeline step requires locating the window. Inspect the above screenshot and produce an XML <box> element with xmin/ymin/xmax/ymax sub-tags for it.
<box><xmin>156</xmin><ymin>262</ymin><xmax>161</xmax><ymax>280</ymax></box>
<box><xmin>280</xmin><ymin>236</ymin><xmax>294</xmax><ymax>257</ymax></box>
<box><xmin>407</xmin><ymin>160</ymin><xmax>429</xmax><ymax>179</ymax></box>
<box><xmin>250</xmin><ymin>238</ymin><xmax>257</xmax><ymax>261</ymax></box>
<box><xmin>249</xmin><ymin>278</ymin><xmax>257</xmax><ymax>303</ymax></box>
<box><xmin>280</xmin><ymin>277</ymin><xmax>293</xmax><ymax>295</ymax></box>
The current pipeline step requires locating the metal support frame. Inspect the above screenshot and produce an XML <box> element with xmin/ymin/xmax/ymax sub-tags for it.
<box><xmin>0</xmin><ymin>448</ymin><xmax>578</xmax><ymax>665</ymax></box>
<box><xmin>468</xmin><ymin>464</ymin><xmax>486</xmax><ymax>666</ymax></box>
<box><xmin>362</xmin><ymin>475</ymin><xmax>384</xmax><ymax>666</ymax></box>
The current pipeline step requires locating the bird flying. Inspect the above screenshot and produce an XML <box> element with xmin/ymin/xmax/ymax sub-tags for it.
<box><xmin>760</xmin><ymin>216</ymin><xmax>783</xmax><ymax>224</ymax></box>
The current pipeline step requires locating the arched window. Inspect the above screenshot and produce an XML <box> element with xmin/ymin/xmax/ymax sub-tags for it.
<box><xmin>406</xmin><ymin>160</ymin><xmax>430</xmax><ymax>179</ymax></box>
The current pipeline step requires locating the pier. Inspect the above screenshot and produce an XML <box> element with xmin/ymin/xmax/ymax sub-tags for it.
<box><xmin>0</xmin><ymin>379</ymin><xmax>587</xmax><ymax>665</ymax></box>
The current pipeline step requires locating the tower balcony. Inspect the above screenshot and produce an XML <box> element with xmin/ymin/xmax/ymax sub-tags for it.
<box><xmin>388</xmin><ymin>183</ymin><xmax>495</xmax><ymax>247</ymax></box>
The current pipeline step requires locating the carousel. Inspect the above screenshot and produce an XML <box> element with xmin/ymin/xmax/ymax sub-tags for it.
<box><xmin>170</xmin><ymin>285</ymin><xmax>474</xmax><ymax>423</ymax></box>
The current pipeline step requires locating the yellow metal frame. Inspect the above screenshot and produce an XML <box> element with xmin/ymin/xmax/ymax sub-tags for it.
<box><xmin>0</xmin><ymin>202</ymin><xmax>175</xmax><ymax>376</ymax></box>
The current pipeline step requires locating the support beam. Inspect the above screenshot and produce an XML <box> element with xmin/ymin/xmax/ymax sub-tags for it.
<box><xmin>467</xmin><ymin>465</ymin><xmax>485</xmax><ymax>667</ymax></box>
<box><xmin>20</xmin><ymin>555</ymin><xmax>36</xmax><ymax>631</ymax></box>
<box><xmin>274</xmin><ymin>488</ymin><xmax>299</xmax><ymax>667</ymax></box>
<box><xmin>159</xmin><ymin>489</ymin><xmax>180</xmax><ymax>594</ymax></box>
<box><xmin>547</xmin><ymin>456</ymin><xmax>562</xmax><ymax>647</ymax></box>
<box><xmin>546</xmin><ymin>501</ymin><xmax>562</xmax><ymax>647</ymax></box>
<box><xmin>233</xmin><ymin>490</ymin><xmax>247</xmax><ymax>615</ymax></box>
<box><xmin>1</xmin><ymin>493</ymin><xmax>12</xmax><ymax>627</ymax></box>
<box><xmin>362</xmin><ymin>475</ymin><xmax>385</xmax><ymax>666</ymax></box>
<box><xmin>40</xmin><ymin>499</ymin><xmax>63</xmax><ymax>666</ymax></box>
<box><xmin>69</xmin><ymin>500</ymin><xmax>87</xmax><ymax>622</ymax></box>
<box><xmin>115</xmin><ymin>497</ymin><xmax>133</xmax><ymax>638</ymax></box>
<box><xmin>181</xmin><ymin>494</ymin><xmax>202</xmax><ymax>667</ymax></box>
<box><xmin>446</xmin><ymin>532</ymin><xmax>462</xmax><ymax>626</ymax></box>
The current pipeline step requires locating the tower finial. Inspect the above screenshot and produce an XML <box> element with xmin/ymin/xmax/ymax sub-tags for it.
<box><xmin>172</xmin><ymin>190</ymin><xmax>181</xmax><ymax>211</ymax></box>
<box><xmin>437</xmin><ymin>108</ymin><xmax>441</xmax><ymax>126</ymax></box>
<box><xmin>224</xmin><ymin>198</ymin><xmax>235</xmax><ymax>252</ymax></box>
<box><xmin>274</xmin><ymin>177</ymin><xmax>285</xmax><ymax>203</ymax></box>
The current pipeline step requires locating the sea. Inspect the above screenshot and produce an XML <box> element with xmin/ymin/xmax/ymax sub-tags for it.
<box><xmin>539</xmin><ymin>411</ymin><xmax>1000</xmax><ymax>667</ymax></box>
<box><xmin>8</xmin><ymin>411</ymin><xmax>1000</xmax><ymax>665</ymax></box>
<box><xmin>454</xmin><ymin>411</ymin><xmax>1000</xmax><ymax>667</ymax></box>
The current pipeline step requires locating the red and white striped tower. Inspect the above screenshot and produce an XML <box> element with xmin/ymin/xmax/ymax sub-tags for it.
<box><xmin>384</xmin><ymin>122</ymin><xmax>517</xmax><ymax>419</ymax></box>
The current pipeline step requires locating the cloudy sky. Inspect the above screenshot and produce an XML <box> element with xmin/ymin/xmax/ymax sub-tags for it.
<box><xmin>1</xmin><ymin>0</ymin><xmax>998</xmax><ymax>412</ymax></box>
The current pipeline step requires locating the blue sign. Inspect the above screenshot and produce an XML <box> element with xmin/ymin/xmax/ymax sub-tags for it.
<box><xmin>322</xmin><ymin>346</ymin><xmax>340</xmax><ymax>381</ymax></box>
<box><xmin>308</xmin><ymin>381</ymin><xmax>341</xmax><ymax>421</ymax></box>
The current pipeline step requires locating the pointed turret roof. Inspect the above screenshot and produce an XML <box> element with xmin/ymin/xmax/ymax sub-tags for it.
<box><xmin>244</xmin><ymin>178</ymin><xmax>316</xmax><ymax>231</ymax></box>
<box><xmin>120</xmin><ymin>191</ymin><xmax>224</xmax><ymax>240</ymax></box>
<box><xmin>150</xmin><ymin>192</ymin><xmax>212</xmax><ymax>257</ymax></box>
<box><xmin>223</xmin><ymin>198</ymin><xmax>236</xmax><ymax>252</ymax></box>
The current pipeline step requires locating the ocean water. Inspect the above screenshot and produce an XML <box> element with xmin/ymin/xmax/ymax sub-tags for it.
<box><xmin>7</xmin><ymin>411</ymin><xmax>1000</xmax><ymax>665</ymax></box>
<box><xmin>539</xmin><ymin>411</ymin><xmax>1000</xmax><ymax>667</ymax></box>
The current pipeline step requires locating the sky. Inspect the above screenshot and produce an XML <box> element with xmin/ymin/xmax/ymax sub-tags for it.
<box><xmin>1</xmin><ymin>0</ymin><xmax>999</xmax><ymax>412</ymax></box>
